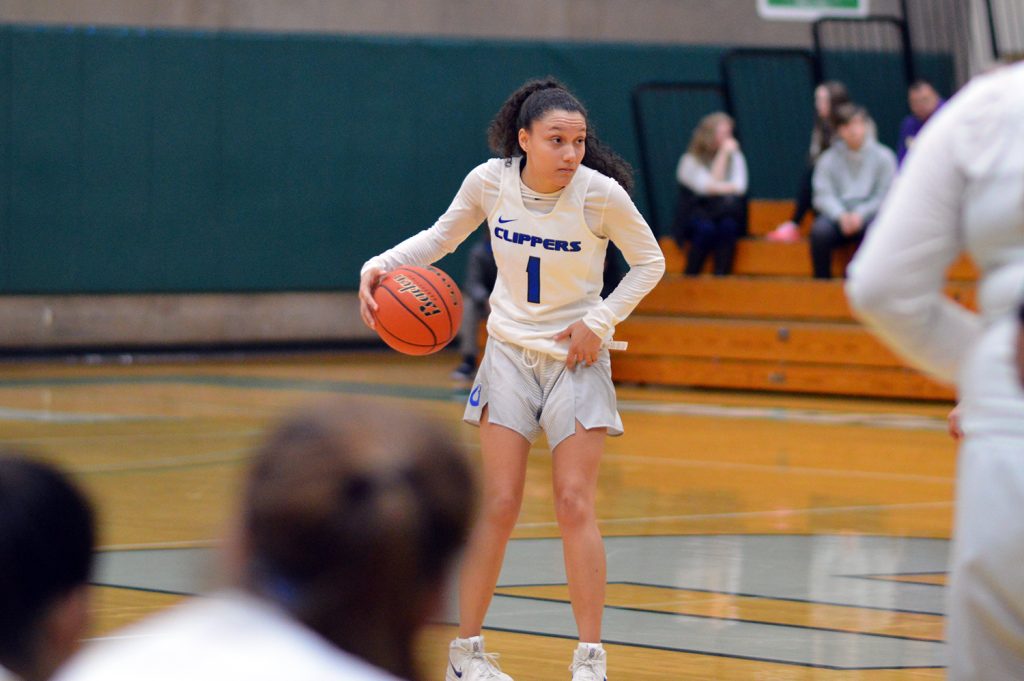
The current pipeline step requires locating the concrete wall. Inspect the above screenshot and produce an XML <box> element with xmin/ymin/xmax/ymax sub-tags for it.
<box><xmin>0</xmin><ymin>0</ymin><xmax>903</xmax><ymax>47</ymax></box>
<box><xmin>0</xmin><ymin>0</ymin><xmax>965</xmax><ymax>351</ymax></box>
<box><xmin>0</xmin><ymin>293</ymin><xmax>372</xmax><ymax>349</ymax></box>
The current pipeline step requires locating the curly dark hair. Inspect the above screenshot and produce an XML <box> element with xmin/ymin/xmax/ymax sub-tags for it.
<box><xmin>486</xmin><ymin>77</ymin><xmax>635</xmax><ymax>193</ymax></box>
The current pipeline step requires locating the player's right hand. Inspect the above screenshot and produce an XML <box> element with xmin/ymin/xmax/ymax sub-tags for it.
<box><xmin>358</xmin><ymin>267</ymin><xmax>384</xmax><ymax>330</ymax></box>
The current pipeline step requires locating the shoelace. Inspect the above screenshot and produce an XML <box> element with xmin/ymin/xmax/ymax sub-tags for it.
<box><xmin>569</xmin><ymin>656</ymin><xmax>603</xmax><ymax>681</ymax></box>
<box><xmin>469</xmin><ymin>650</ymin><xmax>508</xmax><ymax>679</ymax></box>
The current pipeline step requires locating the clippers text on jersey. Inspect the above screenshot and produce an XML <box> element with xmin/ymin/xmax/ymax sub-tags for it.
<box><xmin>493</xmin><ymin>225</ymin><xmax>582</xmax><ymax>252</ymax></box>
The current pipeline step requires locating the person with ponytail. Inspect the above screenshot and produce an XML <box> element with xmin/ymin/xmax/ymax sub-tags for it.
<box><xmin>56</xmin><ymin>399</ymin><xmax>476</xmax><ymax>681</ymax></box>
<box><xmin>359</xmin><ymin>77</ymin><xmax>665</xmax><ymax>681</ymax></box>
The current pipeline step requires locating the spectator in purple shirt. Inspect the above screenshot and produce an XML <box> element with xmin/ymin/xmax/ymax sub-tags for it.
<box><xmin>897</xmin><ymin>80</ymin><xmax>945</xmax><ymax>165</ymax></box>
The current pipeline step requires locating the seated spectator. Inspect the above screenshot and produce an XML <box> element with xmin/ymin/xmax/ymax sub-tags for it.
<box><xmin>673</xmin><ymin>112</ymin><xmax>748</xmax><ymax>276</ymax></box>
<box><xmin>56</xmin><ymin>398</ymin><xmax>477</xmax><ymax>681</ymax></box>
<box><xmin>452</xmin><ymin>235</ymin><xmax>496</xmax><ymax>381</ymax></box>
<box><xmin>897</xmin><ymin>80</ymin><xmax>945</xmax><ymax>166</ymax></box>
<box><xmin>809</xmin><ymin>103</ymin><xmax>896</xmax><ymax>279</ymax></box>
<box><xmin>768</xmin><ymin>80</ymin><xmax>851</xmax><ymax>243</ymax></box>
<box><xmin>0</xmin><ymin>453</ymin><xmax>96</xmax><ymax>681</ymax></box>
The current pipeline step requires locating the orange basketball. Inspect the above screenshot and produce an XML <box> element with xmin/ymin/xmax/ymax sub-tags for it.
<box><xmin>372</xmin><ymin>265</ymin><xmax>463</xmax><ymax>355</ymax></box>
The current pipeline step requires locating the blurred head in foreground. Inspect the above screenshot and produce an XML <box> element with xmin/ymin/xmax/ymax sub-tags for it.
<box><xmin>56</xmin><ymin>398</ymin><xmax>476</xmax><ymax>681</ymax></box>
<box><xmin>235</xmin><ymin>398</ymin><xmax>477</xmax><ymax>679</ymax></box>
<box><xmin>0</xmin><ymin>453</ymin><xmax>95</xmax><ymax>681</ymax></box>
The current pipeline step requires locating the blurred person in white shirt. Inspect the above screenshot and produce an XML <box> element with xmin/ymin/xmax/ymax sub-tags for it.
<box><xmin>847</xmin><ymin>62</ymin><xmax>1024</xmax><ymax>679</ymax></box>
<box><xmin>56</xmin><ymin>399</ymin><xmax>476</xmax><ymax>681</ymax></box>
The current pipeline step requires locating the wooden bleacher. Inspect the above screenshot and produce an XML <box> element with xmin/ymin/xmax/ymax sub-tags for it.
<box><xmin>611</xmin><ymin>200</ymin><xmax>974</xmax><ymax>401</ymax></box>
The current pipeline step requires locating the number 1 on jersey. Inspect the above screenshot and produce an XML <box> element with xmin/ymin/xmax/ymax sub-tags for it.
<box><xmin>526</xmin><ymin>256</ymin><xmax>541</xmax><ymax>304</ymax></box>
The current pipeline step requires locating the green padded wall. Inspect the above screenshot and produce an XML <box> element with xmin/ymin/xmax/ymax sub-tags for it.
<box><xmin>0</xmin><ymin>25</ymin><xmax>722</xmax><ymax>294</ymax></box>
<box><xmin>0</xmin><ymin>24</ymin><xmax>952</xmax><ymax>294</ymax></box>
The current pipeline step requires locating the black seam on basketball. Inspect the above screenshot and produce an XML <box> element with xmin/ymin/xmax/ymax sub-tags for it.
<box><xmin>376</xmin><ymin>325</ymin><xmax>438</xmax><ymax>354</ymax></box>
<box><xmin>379</xmin><ymin>281</ymin><xmax>439</xmax><ymax>347</ymax></box>
<box><xmin>400</xmin><ymin>266</ymin><xmax>453</xmax><ymax>343</ymax></box>
<box><xmin>375</xmin><ymin>320</ymin><xmax>439</xmax><ymax>348</ymax></box>
<box><xmin>410</xmin><ymin>266</ymin><xmax>455</xmax><ymax>343</ymax></box>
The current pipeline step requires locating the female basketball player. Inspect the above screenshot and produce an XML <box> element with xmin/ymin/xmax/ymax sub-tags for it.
<box><xmin>359</xmin><ymin>78</ymin><xmax>665</xmax><ymax>681</ymax></box>
<box><xmin>847</xmin><ymin>61</ymin><xmax>1024</xmax><ymax>679</ymax></box>
<box><xmin>55</xmin><ymin>399</ymin><xmax>476</xmax><ymax>681</ymax></box>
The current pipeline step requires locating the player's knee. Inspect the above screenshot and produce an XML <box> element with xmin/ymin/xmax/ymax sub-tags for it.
<box><xmin>554</xmin><ymin>488</ymin><xmax>595</xmax><ymax>529</ymax></box>
<box><xmin>483</xmin><ymin>491</ymin><xmax>522</xmax><ymax>531</ymax></box>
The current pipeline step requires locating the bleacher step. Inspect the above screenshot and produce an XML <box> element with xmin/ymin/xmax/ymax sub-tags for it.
<box><xmin>616</xmin><ymin>316</ymin><xmax>905</xmax><ymax>368</ymax></box>
<box><xmin>637</xmin><ymin>275</ymin><xmax>976</xmax><ymax>321</ymax></box>
<box><xmin>658</xmin><ymin>237</ymin><xmax>979</xmax><ymax>281</ymax></box>
<box><xmin>611</xmin><ymin>354</ymin><xmax>954</xmax><ymax>401</ymax></box>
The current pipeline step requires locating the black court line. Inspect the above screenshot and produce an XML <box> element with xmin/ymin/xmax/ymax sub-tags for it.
<box><xmin>491</xmin><ymin>592</ymin><xmax>943</xmax><ymax>644</ymax></box>
<box><xmin>841</xmin><ymin>573</ymin><xmax>948</xmax><ymax>588</ymax></box>
<box><xmin>475</xmin><ymin>624</ymin><xmax>945</xmax><ymax>672</ymax></box>
<box><xmin>497</xmin><ymin>578</ymin><xmax>945</xmax><ymax>617</ymax></box>
<box><xmin>610</xmin><ymin>580</ymin><xmax>946</xmax><ymax>617</ymax></box>
<box><xmin>89</xmin><ymin>583</ymin><xmax>945</xmax><ymax>672</ymax></box>
<box><xmin>90</xmin><ymin>582</ymin><xmax>194</xmax><ymax>597</ymax></box>
<box><xmin>498</xmin><ymin>531</ymin><xmax>952</xmax><ymax>543</ymax></box>
<box><xmin>856</xmin><ymin>571</ymin><xmax>948</xmax><ymax>577</ymax></box>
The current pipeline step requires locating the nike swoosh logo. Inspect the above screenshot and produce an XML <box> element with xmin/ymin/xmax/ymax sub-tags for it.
<box><xmin>497</xmin><ymin>216</ymin><xmax>517</xmax><ymax>224</ymax></box>
<box><xmin>450</xmin><ymin>661</ymin><xmax>463</xmax><ymax>678</ymax></box>
<box><xmin>469</xmin><ymin>385</ymin><xmax>482</xmax><ymax>407</ymax></box>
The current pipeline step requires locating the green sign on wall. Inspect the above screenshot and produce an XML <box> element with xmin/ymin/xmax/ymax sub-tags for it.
<box><xmin>757</xmin><ymin>0</ymin><xmax>869</xmax><ymax>20</ymax></box>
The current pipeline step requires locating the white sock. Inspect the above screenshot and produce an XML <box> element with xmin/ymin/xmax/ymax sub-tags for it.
<box><xmin>456</xmin><ymin>635</ymin><xmax>483</xmax><ymax>646</ymax></box>
<box><xmin>578</xmin><ymin>642</ymin><xmax>604</xmax><ymax>652</ymax></box>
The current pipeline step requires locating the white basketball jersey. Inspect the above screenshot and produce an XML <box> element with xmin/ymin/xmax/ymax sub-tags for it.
<box><xmin>486</xmin><ymin>159</ymin><xmax>608</xmax><ymax>359</ymax></box>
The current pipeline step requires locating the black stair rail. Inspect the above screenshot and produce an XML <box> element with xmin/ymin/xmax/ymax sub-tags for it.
<box><xmin>718</xmin><ymin>48</ymin><xmax>818</xmax><ymax>201</ymax></box>
<box><xmin>812</xmin><ymin>15</ymin><xmax>916</xmax><ymax>87</ymax></box>
<box><xmin>630</xmin><ymin>81</ymin><xmax>725</xmax><ymax>235</ymax></box>
<box><xmin>719</xmin><ymin>47</ymin><xmax>817</xmax><ymax>136</ymax></box>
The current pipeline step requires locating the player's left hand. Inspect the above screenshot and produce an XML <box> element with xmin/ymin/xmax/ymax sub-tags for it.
<box><xmin>947</xmin><ymin>405</ymin><xmax>963</xmax><ymax>442</ymax></box>
<box><xmin>553</xmin><ymin>321</ymin><xmax>601</xmax><ymax>371</ymax></box>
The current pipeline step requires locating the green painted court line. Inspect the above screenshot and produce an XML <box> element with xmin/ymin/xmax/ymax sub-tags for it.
<box><xmin>70</xmin><ymin>447</ymin><xmax>251</xmax><ymax>476</ymax></box>
<box><xmin>0</xmin><ymin>406</ymin><xmax>167</xmax><ymax>424</ymax></box>
<box><xmin>0</xmin><ymin>375</ymin><xmax>468</xmax><ymax>402</ymax></box>
<box><xmin>0</xmin><ymin>375</ymin><xmax>946</xmax><ymax>432</ymax></box>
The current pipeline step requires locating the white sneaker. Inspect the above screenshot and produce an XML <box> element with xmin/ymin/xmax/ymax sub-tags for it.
<box><xmin>569</xmin><ymin>644</ymin><xmax>607</xmax><ymax>681</ymax></box>
<box><xmin>446</xmin><ymin>635</ymin><xmax>514</xmax><ymax>681</ymax></box>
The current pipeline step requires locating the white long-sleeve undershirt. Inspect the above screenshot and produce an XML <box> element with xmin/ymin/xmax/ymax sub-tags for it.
<box><xmin>363</xmin><ymin>159</ymin><xmax>665</xmax><ymax>340</ymax></box>
<box><xmin>846</xmin><ymin>64</ymin><xmax>1024</xmax><ymax>384</ymax></box>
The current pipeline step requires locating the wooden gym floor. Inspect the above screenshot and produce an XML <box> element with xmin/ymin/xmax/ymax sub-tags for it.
<box><xmin>0</xmin><ymin>349</ymin><xmax>955</xmax><ymax>679</ymax></box>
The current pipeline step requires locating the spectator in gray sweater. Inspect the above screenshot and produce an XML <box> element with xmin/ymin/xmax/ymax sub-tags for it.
<box><xmin>810</xmin><ymin>103</ymin><xmax>896</xmax><ymax>278</ymax></box>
